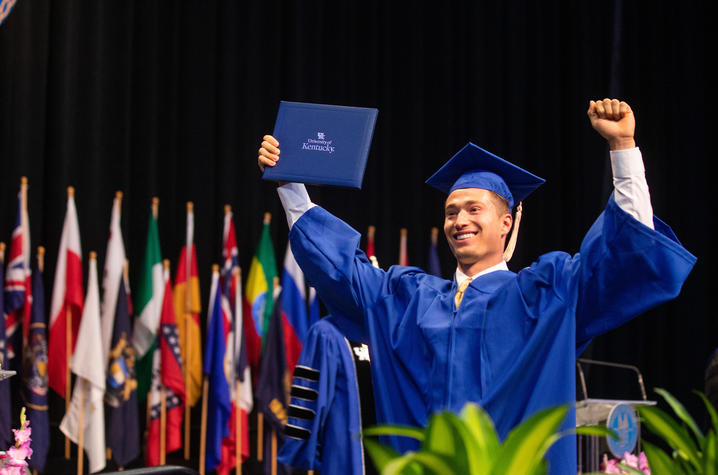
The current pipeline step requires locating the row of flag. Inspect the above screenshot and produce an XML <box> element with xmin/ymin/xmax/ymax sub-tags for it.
<box><xmin>0</xmin><ymin>177</ymin><xmax>444</xmax><ymax>474</ymax></box>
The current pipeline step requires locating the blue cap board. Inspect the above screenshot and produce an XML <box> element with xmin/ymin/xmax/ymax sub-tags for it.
<box><xmin>425</xmin><ymin>142</ymin><xmax>545</xmax><ymax>209</ymax></box>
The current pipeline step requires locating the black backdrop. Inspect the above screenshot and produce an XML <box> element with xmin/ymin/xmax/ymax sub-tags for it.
<box><xmin>0</xmin><ymin>0</ymin><xmax>715</xmax><ymax>469</ymax></box>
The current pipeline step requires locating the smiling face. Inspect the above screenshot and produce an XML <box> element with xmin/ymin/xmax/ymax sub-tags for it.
<box><xmin>443</xmin><ymin>188</ymin><xmax>513</xmax><ymax>276</ymax></box>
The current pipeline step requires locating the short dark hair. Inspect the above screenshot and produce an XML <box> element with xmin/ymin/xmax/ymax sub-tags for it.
<box><xmin>489</xmin><ymin>190</ymin><xmax>510</xmax><ymax>216</ymax></box>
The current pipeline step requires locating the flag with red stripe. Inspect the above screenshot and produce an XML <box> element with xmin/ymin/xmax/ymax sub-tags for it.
<box><xmin>146</xmin><ymin>268</ymin><xmax>185</xmax><ymax>465</ymax></box>
<box><xmin>48</xmin><ymin>189</ymin><xmax>84</xmax><ymax>399</ymax></box>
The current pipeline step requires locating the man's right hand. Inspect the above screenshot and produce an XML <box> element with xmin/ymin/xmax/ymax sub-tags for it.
<box><xmin>258</xmin><ymin>135</ymin><xmax>280</xmax><ymax>172</ymax></box>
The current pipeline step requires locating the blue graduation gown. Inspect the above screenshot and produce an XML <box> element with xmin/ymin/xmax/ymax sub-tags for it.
<box><xmin>289</xmin><ymin>196</ymin><xmax>696</xmax><ymax>474</ymax></box>
<box><xmin>278</xmin><ymin>317</ymin><xmax>365</xmax><ymax>475</ymax></box>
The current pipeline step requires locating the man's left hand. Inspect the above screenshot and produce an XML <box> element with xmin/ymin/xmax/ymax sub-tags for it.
<box><xmin>587</xmin><ymin>98</ymin><xmax>636</xmax><ymax>150</ymax></box>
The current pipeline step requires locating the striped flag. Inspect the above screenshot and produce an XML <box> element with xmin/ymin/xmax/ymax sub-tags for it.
<box><xmin>146</xmin><ymin>264</ymin><xmax>185</xmax><ymax>465</ymax></box>
<box><xmin>215</xmin><ymin>268</ymin><xmax>253</xmax><ymax>474</ymax></box>
<box><xmin>21</xmin><ymin>248</ymin><xmax>50</xmax><ymax>471</ymax></box>
<box><xmin>3</xmin><ymin>177</ymin><xmax>31</xmax><ymax>362</ymax></box>
<box><xmin>203</xmin><ymin>267</ymin><xmax>232</xmax><ymax>472</ymax></box>
<box><xmin>48</xmin><ymin>188</ymin><xmax>84</xmax><ymax>399</ymax></box>
<box><xmin>59</xmin><ymin>254</ymin><xmax>106</xmax><ymax>473</ymax></box>
<box><xmin>280</xmin><ymin>244</ymin><xmax>308</xmax><ymax>373</ymax></box>
<box><xmin>132</xmin><ymin>199</ymin><xmax>163</xmax><ymax>400</ymax></box>
<box><xmin>173</xmin><ymin>203</ymin><xmax>202</xmax><ymax>407</ymax></box>
<box><xmin>222</xmin><ymin>206</ymin><xmax>239</xmax><ymax>306</ymax></box>
<box><xmin>215</xmin><ymin>207</ymin><xmax>253</xmax><ymax>474</ymax></box>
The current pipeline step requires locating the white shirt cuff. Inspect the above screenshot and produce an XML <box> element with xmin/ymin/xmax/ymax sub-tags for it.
<box><xmin>610</xmin><ymin>147</ymin><xmax>644</xmax><ymax>177</ymax></box>
<box><xmin>609</xmin><ymin>147</ymin><xmax>654</xmax><ymax>229</ymax></box>
<box><xmin>277</xmin><ymin>183</ymin><xmax>316</xmax><ymax>230</ymax></box>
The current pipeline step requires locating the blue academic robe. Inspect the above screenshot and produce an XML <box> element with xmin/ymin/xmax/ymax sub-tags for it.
<box><xmin>289</xmin><ymin>196</ymin><xmax>696</xmax><ymax>474</ymax></box>
<box><xmin>278</xmin><ymin>317</ymin><xmax>365</xmax><ymax>475</ymax></box>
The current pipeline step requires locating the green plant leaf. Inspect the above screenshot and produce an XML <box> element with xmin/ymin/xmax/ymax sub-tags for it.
<box><xmin>655</xmin><ymin>387</ymin><xmax>704</xmax><ymax>444</ymax></box>
<box><xmin>364</xmin><ymin>424</ymin><xmax>426</xmax><ymax>441</ymax></box>
<box><xmin>383</xmin><ymin>452</ymin><xmax>423</xmax><ymax>475</ymax></box>
<box><xmin>459</xmin><ymin>403</ymin><xmax>500</xmax><ymax>474</ymax></box>
<box><xmin>421</xmin><ymin>412</ymin><xmax>472</xmax><ymax>474</ymax></box>
<box><xmin>642</xmin><ymin>440</ymin><xmax>687</xmax><ymax>475</ymax></box>
<box><xmin>423</xmin><ymin>412</ymin><xmax>457</xmax><ymax>455</ymax></box>
<box><xmin>404</xmin><ymin>451</ymin><xmax>457</xmax><ymax>475</ymax></box>
<box><xmin>695</xmin><ymin>390</ymin><xmax>718</xmax><ymax>436</ymax></box>
<box><xmin>574</xmin><ymin>425</ymin><xmax>618</xmax><ymax>439</ymax></box>
<box><xmin>703</xmin><ymin>430</ymin><xmax>717</xmax><ymax>475</ymax></box>
<box><xmin>636</xmin><ymin>405</ymin><xmax>701</xmax><ymax>470</ymax></box>
<box><xmin>490</xmin><ymin>405</ymin><xmax>569</xmax><ymax>475</ymax></box>
<box><xmin>363</xmin><ymin>437</ymin><xmax>407</xmax><ymax>473</ymax></box>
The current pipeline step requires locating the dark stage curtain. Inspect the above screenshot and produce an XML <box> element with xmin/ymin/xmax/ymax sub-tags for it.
<box><xmin>1</xmin><ymin>0</ymin><xmax>716</xmax><ymax>468</ymax></box>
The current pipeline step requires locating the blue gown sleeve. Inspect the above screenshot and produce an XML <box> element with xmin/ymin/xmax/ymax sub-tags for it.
<box><xmin>289</xmin><ymin>206</ymin><xmax>421</xmax><ymax>331</ymax></box>
<box><xmin>518</xmin><ymin>195</ymin><xmax>696</xmax><ymax>348</ymax></box>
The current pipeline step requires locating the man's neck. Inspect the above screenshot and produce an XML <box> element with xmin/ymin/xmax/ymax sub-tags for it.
<box><xmin>455</xmin><ymin>260</ymin><xmax>508</xmax><ymax>285</ymax></box>
<box><xmin>457</xmin><ymin>256</ymin><xmax>505</xmax><ymax>277</ymax></box>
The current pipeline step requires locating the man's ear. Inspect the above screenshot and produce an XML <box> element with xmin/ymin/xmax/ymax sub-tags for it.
<box><xmin>502</xmin><ymin>213</ymin><xmax>513</xmax><ymax>237</ymax></box>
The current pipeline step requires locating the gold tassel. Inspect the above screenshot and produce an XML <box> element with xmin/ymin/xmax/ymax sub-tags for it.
<box><xmin>503</xmin><ymin>202</ymin><xmax>523</xmax><ymax>262</ymax></box>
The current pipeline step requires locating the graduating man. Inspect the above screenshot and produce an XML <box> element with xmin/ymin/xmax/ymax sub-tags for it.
<box><xmin>257</xmin><ymin>99</ymin><xmax>696</xmax><ymax>473</ymax></box>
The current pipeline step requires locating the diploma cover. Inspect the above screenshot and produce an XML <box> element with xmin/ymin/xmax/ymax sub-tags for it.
<box><xmin>262</xmin><ymin>101</ymin><xmax>378</xmax><ymax>189</ymax></box>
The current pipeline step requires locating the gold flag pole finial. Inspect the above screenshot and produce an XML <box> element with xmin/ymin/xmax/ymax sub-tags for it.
<box><xmin>152</xmin><ymin>197</ymin><xmax>159</xmax><ymax>218</ymax></box>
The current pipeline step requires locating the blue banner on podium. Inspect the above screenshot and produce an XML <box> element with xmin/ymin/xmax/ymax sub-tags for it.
<box><xmin>262</xmin><ymin>101</ymin><xmax>378</xmax><ymax>189</ymax></box>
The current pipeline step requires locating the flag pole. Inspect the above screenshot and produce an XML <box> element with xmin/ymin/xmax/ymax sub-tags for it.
<box><xmin>270</xmin><ymin>275</ymin><xmax>281</xmax><ymax>475</ymax></box>
<box><xmin>257</xmin><ymin>212</ymin><xmax>272</xmax><ymax>463</ymax></box>
<box><xmin>184</xmin><ymin>201</ymin><xmax>193</xmax><ymax>460</ymax></box>
<box><xmin>38</xmin><ymin>246</ymin><xmax>45</xmax><ymax>273</ymax></box>
<box><xmin>234</xmin><ymin>267</ymin><xmax>242</xmax><ymax>474</ymax></box>
<box><xmin>271</xmin><ymin>428</ymin><xmax>277</xmax><ymax>475</ymax></box>
<box><xmin>159</xmin><ymin>259</ymin><xmax>170</xmax><ymax>465</ymax></box>
<box><xmin>20</xmin><ymin>177</ymin><xmax>29</xmax><ymax>347</ymax></box>
<box><xmin>199</xmin><ymin>375</ymin><xmax>208</xmax><ymax>475</ymax></box>
<box><xmin>160</xmin><ymin>384</ymin><xmax>167</xmax><ymax>465</ymax></box>
<box><xmin>257</xmin><ymin>413</ymin><xmax>263</xmax><ymax>461</ymax></box>
<box><xmin>65</xmin><ymin>186</ymin><xmax>75</xmax><ymax>460</ymax></box>
<box><xmin>112</xmin><ymin>188</ymin><xmax>123</xmax><ymax>386</ymax></box>
<box><xmin>77</xmin><ymin>378</ymin><xmax>86</xmax><ymax>475</ymax></box>
<box><xmin>235</xmin><ymin>380</ymin><xmax>242</xmax><ymax>473</ymax></box>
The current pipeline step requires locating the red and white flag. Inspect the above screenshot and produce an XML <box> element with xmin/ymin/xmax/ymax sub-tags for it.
<box><xmin>146</xmin><ymin>265</ymin><xmax>185</xmax><ymax>466</ymax></box>
<box><xmin>48</xmin><ymin>188</ymin><xmax>84</xmax><ymax>399</ymax></box>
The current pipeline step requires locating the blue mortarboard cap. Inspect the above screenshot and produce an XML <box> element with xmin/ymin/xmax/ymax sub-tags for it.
<box><xmin>425</xmin><ymin>142</ymin><xmax>545</xmax><ymax>208</ymax></box>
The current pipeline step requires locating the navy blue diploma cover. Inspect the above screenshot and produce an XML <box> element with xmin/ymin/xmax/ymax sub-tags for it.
<box><xmin>262</xmin><ymin>101</ymin><xmax>378</xmax><ymax>189</ymax></box>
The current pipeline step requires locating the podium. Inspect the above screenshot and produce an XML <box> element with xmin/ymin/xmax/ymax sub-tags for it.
<box><xmin>575</xmin><ymin>358</ymin><xmax>655</xmax><ymax>473</ymax></box>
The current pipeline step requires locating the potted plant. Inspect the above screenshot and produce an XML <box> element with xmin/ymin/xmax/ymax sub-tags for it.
<box><xmin>363</xmin><ymin>402</ymin><xmax>613</xmax><ymax>474</ymax></box>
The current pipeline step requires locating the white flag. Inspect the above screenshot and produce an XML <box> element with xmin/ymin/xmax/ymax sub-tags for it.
<box><xmin>100</xmin><ymin>193</ymin><xmax>126</xmax><ymax>363</ymax></box>
<box><xmin>60</xmin><ymin>256</ymin><xmax>106</xmax><ymax>473</ymax></box>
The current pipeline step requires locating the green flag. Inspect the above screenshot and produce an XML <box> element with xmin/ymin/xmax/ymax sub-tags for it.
<box><xmin>131</xmin><ymin>204</ymin><xmax>164</xmax><ymax>400</ymax></box>
<box><xmin>245</xmin><ymin>215</ymin><xmax>278</xmax><ymax>342</ymax></box>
